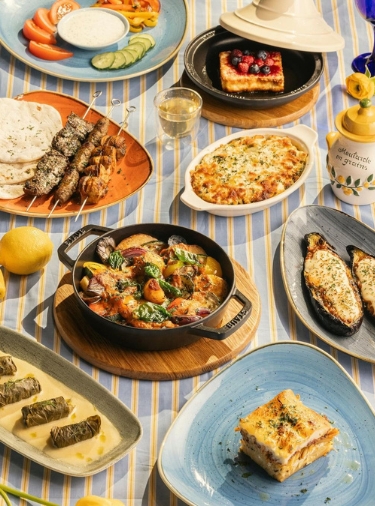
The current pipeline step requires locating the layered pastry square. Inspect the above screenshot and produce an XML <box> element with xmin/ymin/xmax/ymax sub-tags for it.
<box><xmin>236</xmin><ymin>389</ymin><xmax>339</xmax><ymax>482</ymax></box>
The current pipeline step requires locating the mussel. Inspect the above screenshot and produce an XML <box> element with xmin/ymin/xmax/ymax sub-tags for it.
<box><xmin>303</xmin><ymin>232</ymin><xmax>363</xmax><ymax>336</ymax></box>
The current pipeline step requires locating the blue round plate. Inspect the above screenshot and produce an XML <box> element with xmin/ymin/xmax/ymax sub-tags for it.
<box><xmin>0</xmin><ymin>0</ymin><xmax>188</xmax><ymax>82</ymax></box>
<box><xmin>159</xmin><ymin>341</ymin><xmax>375</xmax><ymax>506</ymax></box>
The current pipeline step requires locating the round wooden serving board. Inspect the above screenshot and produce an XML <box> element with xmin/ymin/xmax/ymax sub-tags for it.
<box><xmin>53</xmin><ymin>260</ymin><xmax>261</xmax><ymax>380</ymax></box>
<box><xmin>180</xmin><ymin>72</ymin><xmax>320</xmax><ymax>129</ymax></box>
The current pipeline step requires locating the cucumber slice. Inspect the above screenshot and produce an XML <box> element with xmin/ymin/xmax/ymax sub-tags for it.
<box><xmin>110</xmin><ymin>51</ymin><xmax>127</xmax><ymax>70</ymax></box>
<box><xmin>129</xmin><ymin>33</ymin><xmax>155</xmax><ymax>48</ymax></box>
<box><xmin>91</xmin><ymin>52</ymin><xmax>115</xmax><ymax>70</ymax></box>
<box><xmin>124</xmin><ymin>45</ymin><xmax>141</xmax><ymax>61</ymax></box>
<box><xmin>126</xmin><ymin>42</ymin><xmax>146</xmax><ymax>59</ymax></box>
<box><xmin>129</xmin><ymin>36</ymin><xmax>152</xmax><ymax>52</ymax></box>
<box><xmin>119</xmin><ymin>48</ymin><xmax>137</xmax><ymax>66</ymax></box>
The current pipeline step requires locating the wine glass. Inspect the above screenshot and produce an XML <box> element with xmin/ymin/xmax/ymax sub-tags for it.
<box><xmin>352</xmin><ymin>0</ymin><xmax>375</xmax><ymax>75</ymax></box>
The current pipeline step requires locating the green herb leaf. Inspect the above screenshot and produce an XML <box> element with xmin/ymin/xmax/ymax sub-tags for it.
<box><xmin>174</xmin><ymin>247</ymin><xmax>199</xmax><ymax>265</ymax></box>
<box><xmin>108</xmin><ymin>250</ymin><xmax>125</xmax><ymax>270</ymax></box>
<box><xmin>133</xmin><ymin>302</ymin><xmax>171</xmax><ymax>323</ymax></box>
<box><xmin>144</xmin><ymin>263</ymin><xmax>162</xmax><ymax>278</ymax></box>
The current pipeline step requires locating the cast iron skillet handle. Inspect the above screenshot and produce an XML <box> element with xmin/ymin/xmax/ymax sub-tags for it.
<box><xmin>190</xmin><ymin>288</ymin><xmax>252</xmax><ymax>340</ymax></box>
<box><xmin>57</xmin><ymin>224</ymin><xmax>112</xmax><ymax>271</ymax></box>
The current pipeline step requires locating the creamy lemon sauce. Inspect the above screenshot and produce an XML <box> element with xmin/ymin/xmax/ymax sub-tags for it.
<box><xmin>59</xmin><ymin>11</ymin><xmax>126</xmax><ymax>48</ymax></box>
<box><xmin>0</xmin><ymin>353</ymin><xmax>121</xmax><ymax>466</ymax></box>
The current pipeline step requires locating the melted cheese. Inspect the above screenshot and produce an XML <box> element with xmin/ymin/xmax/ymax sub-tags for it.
<box><xmin>304</xmin><ymin>249</ymin><xmax>362</xmax><ymax>322</ymax></box>
<box><xmin>190</xmin><ymin>135</ymin><xmax>307</xmax><ymax>205</ymax></box>
<box><xmin>353</xmin><ymin>257</ymin><xmax>375</xmax><ymax>314</ymax></box>
<box><xmin>238</xmin><ymin>389</ymin><xmax>337</xmax><ymax>465</ymax></box>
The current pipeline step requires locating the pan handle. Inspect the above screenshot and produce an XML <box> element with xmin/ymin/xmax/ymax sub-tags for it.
<box><xmin>190</xmin><ymin>288</ymin><xmax>252</xmax><ymax>340</ymax></box>
<box><xmin>58</xmin><ymin>224</ymin><xmax>112</xmax><ymax>271</ymax></box>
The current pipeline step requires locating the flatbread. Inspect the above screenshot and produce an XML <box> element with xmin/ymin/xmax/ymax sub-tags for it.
<box><xmin>0</xmin><ymin>161</ymin><xmax>37</xmax><ymax>185</ymax></box>
<box><xmin>0</xmin><ymin>184</ymin><xmax>25</xmax><ymax>199</ymax></box>
<box><xmin>0</xmin><ymin>98</ymin><xmax>63</xmax><ymax>164</ymax></box>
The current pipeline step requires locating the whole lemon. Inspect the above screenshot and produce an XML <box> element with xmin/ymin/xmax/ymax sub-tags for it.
<box><xmin>0</xmin><ymin>226</ymin><xmax>53</xmax><ymax>275</ymax></box>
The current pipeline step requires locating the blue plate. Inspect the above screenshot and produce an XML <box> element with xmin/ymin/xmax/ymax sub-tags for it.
<box><xmin>159</xmin><ymin>341</ymin><xmax>375</xmax><ymax>505</ymax></box>
<box><xmin>0</xmin><ymin>0</ymin><xmax>188</xmax><ymax>82</ymax></box>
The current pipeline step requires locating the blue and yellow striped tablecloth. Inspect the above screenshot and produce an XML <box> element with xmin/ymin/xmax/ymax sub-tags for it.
<box><xmin>0</xmin><ymin>1</ymin><xmax>374</xmax><ymax>504</ymax></box>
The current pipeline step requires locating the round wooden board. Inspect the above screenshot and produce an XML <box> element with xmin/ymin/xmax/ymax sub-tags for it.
<box><xmin>180</xmin><ymin>71</ymin><xmax>320</xmax><ymax>129</ymax></box>
<box><xmin>53</xmin><ymin>260</ymin><xmax>261</xmax><ymax>380</ymax></box>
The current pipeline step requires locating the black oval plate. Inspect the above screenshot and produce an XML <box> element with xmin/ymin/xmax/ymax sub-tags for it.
<box><xmin>184</xmin><ymin>26</ymin><xmax>323</xmax><ymax>109</ymax></box>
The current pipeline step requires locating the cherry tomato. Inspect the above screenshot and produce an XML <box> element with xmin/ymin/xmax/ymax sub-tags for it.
<box><xmin>28</xmin><ymin>41</ymin><xmax>74</xmax><ymax>61</ymax></box>
<box><xmin>48</xmin><ymin>0</ymin><xmax>80</xmax><ymax>25</ymax></box>
<box><xmin>33</xmin><ymin>8</ymin><xmax>56</xmax><ymax>34</ymax></box>
<box><xmin>23</xmin><ymin>19</ymin><xmax>57</xmax><ymax>44</ymax></box>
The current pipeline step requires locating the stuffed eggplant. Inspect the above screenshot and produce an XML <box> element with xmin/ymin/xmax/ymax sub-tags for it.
<box><xmin>347</xmin><ymin>245</ymin><xmax>375</xmax><ymax>321</ymax></box>
<box><xmin>50</xmin><ymin>415</ymin><xmax>101</xmax><ymax>449</ymax></box>
<box><xmin>303</xmin><ymin>232</ymin><xmax>363</xmax><ymax>336</ymax></box>
<box><xmin>0</xmin><ymin>377</ymin><xmax>41</xmax><ymax>407</ymax></box>
<box><xmin>22</xmin><ymin>396</ymin><xmax>73</xmax><ymax>428</ymax></box>
<box><xmin>0</xmin><ymin>355</ymin><xmax>17</xmax><ymax>376</ymax></box>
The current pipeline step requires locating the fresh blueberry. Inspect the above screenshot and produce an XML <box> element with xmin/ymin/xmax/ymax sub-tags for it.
<box><xmin>256</xmin><ymin>50</ymin><xmax>268</xmax><ymax>60</ymax></box>
<box><xmin>249</xmin><ymin>64</ymin><xmax>260</xmax><ymax>74</ymax></box>
<box><xmin>231</xmin><ymin>56</ymin><xmax>242</xmax><ymax>66</ymax></box>
<box><xmin>261</xmin><ymin>65</ymin><xmax>271</xmax><ymax>75</ymax></box>
<box><xmin>243</xmin><ymin>49</ymin><xmax>251</xmax><ymax>55</ymax></box>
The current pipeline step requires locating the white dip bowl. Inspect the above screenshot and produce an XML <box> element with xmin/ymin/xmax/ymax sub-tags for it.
<box><xmin>57</xmin><ymin>8</ymin><xmax>129</xmax><ymax>51</ymax></box>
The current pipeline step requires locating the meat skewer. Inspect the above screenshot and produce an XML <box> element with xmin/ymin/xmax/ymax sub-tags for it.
<box><xmin>47</xmin><ymin>100</ymin><xmax>121</xmax><ymax>218</ymax></box>
<box><xmin>25</xmin><ymin>90</ymin><xmax>102</xmax><ymax>212</ymax></box>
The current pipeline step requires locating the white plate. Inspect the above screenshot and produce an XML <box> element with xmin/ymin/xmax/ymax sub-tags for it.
<box><xmin>0</xmin><ymin>326</ymin><xmax>142</xmax><ymax>476</ymax></box>
<box><xmin>180</xmin><ymin>125</ymin><xmax>317</xmax><ymax>217</ymax></box>
<box><xmin>280</xmin><ymin>204</ymin><xmax>375</xmax><ymax>363</ymax></box>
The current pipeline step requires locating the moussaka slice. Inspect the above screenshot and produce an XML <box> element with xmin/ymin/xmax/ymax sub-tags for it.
<box><xmin>236</xmin><ymin>389</ymin><xmax>339</xmax><ymax>482</ymax></box>
<box><xmin>219</xmin><ymin>49</ymin><xmax>284</xmax><ymax>93</ymax></box>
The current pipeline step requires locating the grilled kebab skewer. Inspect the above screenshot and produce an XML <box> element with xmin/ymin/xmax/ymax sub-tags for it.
<box><xmin>24</xmin><ymin>91</ymin><xmax>102</xmax><ymax>212</ymax></box>
<box><xmin>74</xmin><ymin>104</ymin><xmax>134</xmax><ymax>222</ymax></box>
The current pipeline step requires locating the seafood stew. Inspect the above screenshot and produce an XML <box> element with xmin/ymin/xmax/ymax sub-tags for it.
<box><xmin>79</xmin><ymin>232</ymin><xmax>229</xmax><ymax>329</ymax></box>
<box><xmin>58</xmin><ymin>223</ymin><xmax>252</xmax><ymax>351</ymax></box>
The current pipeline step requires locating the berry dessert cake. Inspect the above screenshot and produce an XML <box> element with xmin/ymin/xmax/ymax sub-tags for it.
<box><xmin>219</xmin><ymin>48</ymin><xmax>284</xmax><ymax>93</ymax></box>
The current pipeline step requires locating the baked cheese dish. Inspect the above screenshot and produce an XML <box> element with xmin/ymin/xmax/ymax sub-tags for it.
<box><xmin>190</xmin><ymin>135</ymin><xmax>308</xmax><ymax>205</ymax></box>
<box><xmin>219</xmin><ymin>50</ymin><xmax>284</xmax><ymax>93</ymax></box>
<box><xmin>236</xmin><ymin>389</ymin><xmax>339</xmax><ymax>482</ymax></box>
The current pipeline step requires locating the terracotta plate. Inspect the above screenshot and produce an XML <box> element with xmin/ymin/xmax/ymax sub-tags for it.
<box><xmin>0</xmin><ymin>91</ymin><xmax>153</xmax><ymax>218</ymax></box>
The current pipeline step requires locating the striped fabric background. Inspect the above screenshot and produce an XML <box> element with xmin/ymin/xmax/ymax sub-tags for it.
<box><xmin>0</xmin><ymin>0</ymin><xmax>374</xmax><ymax>504</ymax></box>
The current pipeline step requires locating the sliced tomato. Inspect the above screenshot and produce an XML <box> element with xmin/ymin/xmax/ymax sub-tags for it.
<box><xmin>48</xmin><ymin>0</ymin><xmax>80</xmax><ymax>25</ymax></box>
<box><xmin>147</xmin><ymin>0</ymin><xmax>160</xmax><ymax>12</ymax></box>
<box><xmin>28</xmin><ymin>41</ymin><xmax>74</xmax><ymax>60</ymax></box>
<box><xmin>33</xmin><ymin>8</ymin><xmax>56</xmax><ymax>34</ymax></box>
<box><xmin>23</xmin><ymin>19</ymin><xmax>57</xmax><ymax>44</ymax></box>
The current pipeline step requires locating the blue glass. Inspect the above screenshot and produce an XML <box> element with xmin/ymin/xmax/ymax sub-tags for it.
<box><xmin>352</xmin><ymin>0</ymin><xmax>375</xmax><ymax>75</ymax></box>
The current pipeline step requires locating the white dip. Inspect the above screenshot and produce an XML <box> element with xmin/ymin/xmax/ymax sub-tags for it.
<box><xmin>58</xmin><ymin>10</ymin><xmax>126</xmax><ymax>48</ymax></box>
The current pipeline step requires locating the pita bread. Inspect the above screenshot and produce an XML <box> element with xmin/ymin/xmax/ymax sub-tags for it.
<box><xmin>0</xmin><ymin>98</ymin><xmax>63</xmax><ymax>164</ymax></box>
<box><xmin>0</xmin><ymin>184</ymin><xmax>25</xmax><ymax>199</ymax></box>
<box><xmin>0</xmin><ymin>161</ymin><xmax>37</xmax><ymax>185</ymax></box>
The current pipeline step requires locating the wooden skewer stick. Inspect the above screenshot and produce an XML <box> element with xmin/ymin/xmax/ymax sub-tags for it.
<box><xmin>44</xmin><ymin>90</ymin><xmax>103</xmax><ymax>218</ymax></box>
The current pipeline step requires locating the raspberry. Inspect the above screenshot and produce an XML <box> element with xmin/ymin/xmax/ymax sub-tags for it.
<box><xmin>242</xmin><ymin>55</ymin><xmax>254</xmax><ymax>65</ymax></box>
<box><xmin>264</xmin><ymin>57</ymin><xmax>274</xmax><ymax>66</ymax></box>
<box><xmin>231</xmin><ymin>49</ymin><xmax>243</xmax><ymax>58</ymax></box>
<box><xmin>237</xmin><ymin>62</ymin><xmax>249</xmax><ymax>74</ymax></box>
<box><xmin>254</xmin><ymin>58</ymin><xmax>265</xmax><ymax>67</ymax></box>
